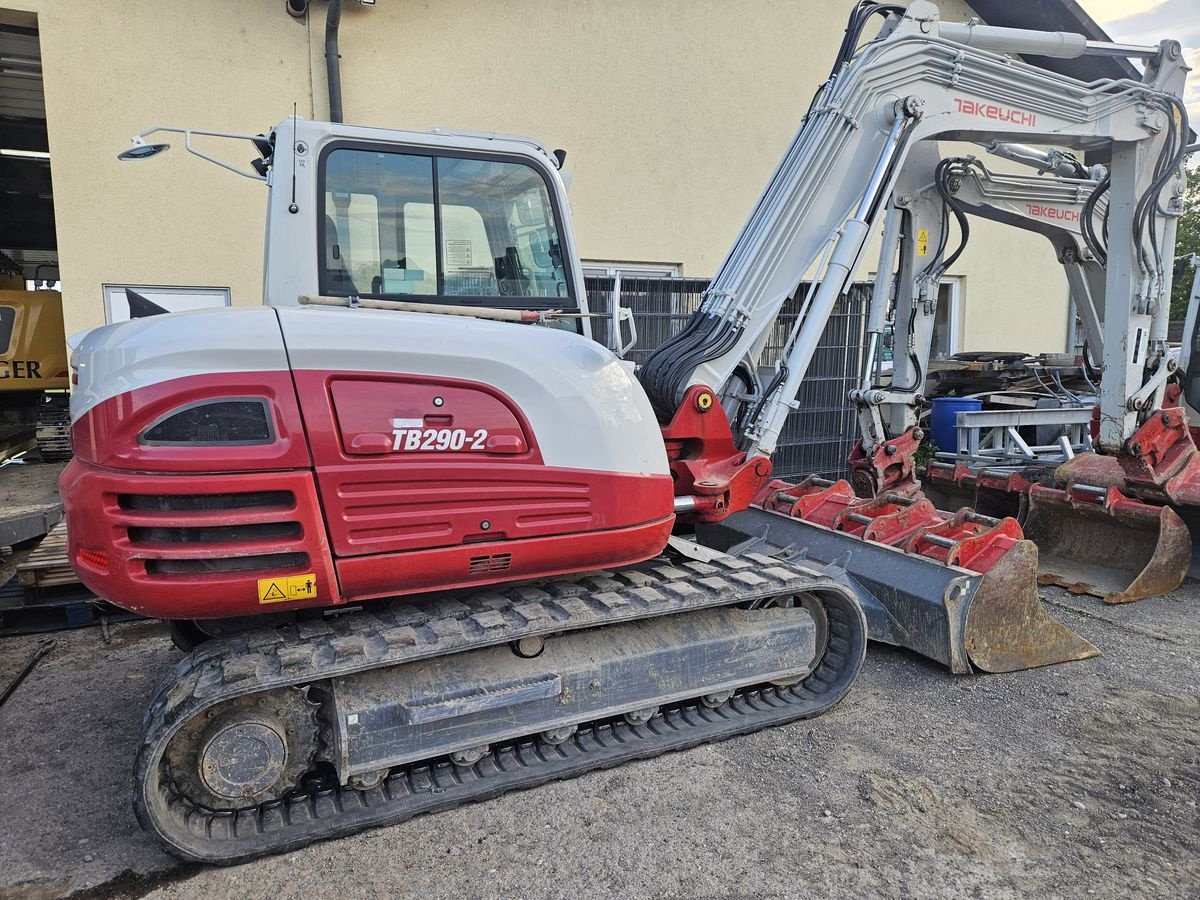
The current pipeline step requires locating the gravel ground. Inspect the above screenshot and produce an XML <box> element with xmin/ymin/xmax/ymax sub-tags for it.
<box><xmin>0</xmin><ymin>578</ymin><xmax>1195</xmax><ymax>900</ymax></box>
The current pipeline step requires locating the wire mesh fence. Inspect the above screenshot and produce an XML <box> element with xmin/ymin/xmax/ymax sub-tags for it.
<box><xmin>584</xmin><ymin>276</ymin><xmax>709</xmax><ymax>366</ymax></box>
<box><xmin>585</xmin><ymin>276</ymin><xmax>868</xmax><ymax>480</ymax></box>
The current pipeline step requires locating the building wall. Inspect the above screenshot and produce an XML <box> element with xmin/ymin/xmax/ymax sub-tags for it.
<box><xmin>6</xmin><ymin>0</ymin><xmax>1068</xmax><ymax>352</ymax></box>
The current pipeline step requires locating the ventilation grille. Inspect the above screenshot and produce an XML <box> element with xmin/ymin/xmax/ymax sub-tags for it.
<box><xmin>146</xmin><ymin>552</ymin><xmax>309</xmax><ymax>576</ymax></box>
<box><xmin>119</xmin><ymin>490</ymin><xmax>294</xmax><ymax>512</ymax></box>
<box><xmin>118</xmin><ymin>490</ymin><xmax>307</xmax><ymax>578</ymax></box>
<box><xmin>468</xmin><ymin>553</ymin><xmax>512</xmax><ymax>574</ymax></box>
<box><xmin>128</xmin><ymin>521</ymin><xmax>302</xmax><ymax>546</ymax></box>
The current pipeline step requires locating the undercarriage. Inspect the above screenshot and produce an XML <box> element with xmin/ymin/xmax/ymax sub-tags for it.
<box><xmin>140</xmin><ymin>548</ymin><xmax>867</xmax><ymax>863</ymax></box>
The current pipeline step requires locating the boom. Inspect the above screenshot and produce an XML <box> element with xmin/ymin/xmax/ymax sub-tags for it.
<box><xmin>640</xmin><ymin>0</ymin><xmax>1189</xmax><ymax>468</ymax></box>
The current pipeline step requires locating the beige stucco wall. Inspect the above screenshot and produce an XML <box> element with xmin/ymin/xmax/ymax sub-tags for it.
<box><xmin>4</xmin><ymin>0</ymin><xmax>308</xmax><ymax>336</ymax></box>
<box><xmin>6</xmin><ymin>0</ymin><xmax>1068</xmax><ymax>353</ymax></box>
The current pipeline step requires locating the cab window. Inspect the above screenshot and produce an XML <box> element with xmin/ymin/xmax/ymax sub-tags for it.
<box><xmin>0</xmin><ymin>307</ymin><xmax>14</xmax><ymax>355</ymax></box>
<box><xmin>319</xmin><ymin>147</ymin><xmax>572</xmax><ymax>308</ymax></box>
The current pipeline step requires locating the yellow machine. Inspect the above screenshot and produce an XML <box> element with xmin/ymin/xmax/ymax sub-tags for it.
<box><xmin>0</xmin><ymin>286</ymin><xmax>71</xmax><ymax>460</ymax></box>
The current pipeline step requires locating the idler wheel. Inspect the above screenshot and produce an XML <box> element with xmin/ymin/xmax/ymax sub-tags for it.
<box><xmin>164</xmin><ymin>686</ymin><xmax>320</xmax><ymax>810</ymax></box>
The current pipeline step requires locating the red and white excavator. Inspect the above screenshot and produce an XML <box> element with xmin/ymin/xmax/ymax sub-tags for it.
<box><xmin>857</xmin><ymin>147</ymin><xmax>1194</xmax><ymax>604</ymax></box>
<box><xmin>61</xmin><ymin>1</ymin><xmax>1189</xmax><ymax>863</ymax></box>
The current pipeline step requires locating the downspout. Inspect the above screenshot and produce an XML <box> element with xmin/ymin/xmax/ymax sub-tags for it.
<box><xmin>325</xmin><ymin>0</ymin><xmax>344</xmax><ymax>123</ymax></box>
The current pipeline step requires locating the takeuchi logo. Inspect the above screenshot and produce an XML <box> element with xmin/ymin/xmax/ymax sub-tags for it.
<box><xmin>954</xmin><ymin>97</ymin><xmax>1037</xmax><ymax>128</ymax></box>
<box><xmin>1026</xmin><ymin>204</ymin><xmax>1081</xmax><ymax>223</ymax></box>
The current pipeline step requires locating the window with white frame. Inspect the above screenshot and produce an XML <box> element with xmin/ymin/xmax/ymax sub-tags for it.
<box><xmin>582</xmin><ymin>262</ymin><xmax>679</xmax><ymax>290</ymax></box>
<box><xmin>103</xmin><ymin>284</ymin><xmax>231</xmax><ymax>323</ymax></box>
<box><xmin>931</xmin><ymin>277</ymin><xmax>961</xmax><ymax>359</ymax></box>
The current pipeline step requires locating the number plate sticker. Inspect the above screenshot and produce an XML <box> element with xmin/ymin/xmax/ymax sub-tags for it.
<box><xmin>258</xmin><ymin>573</ymin><xmax>318</xmax><ymax>604</ymax></box>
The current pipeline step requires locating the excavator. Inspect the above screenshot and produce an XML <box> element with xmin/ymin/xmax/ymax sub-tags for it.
<box><xmin>60</xmin><ymin>1</ymin><xmax>1189</xmax><ymax>863</ymax></box>
<box><xmin>0</xmin><ymin>271</ymin><xmax>72</xmax><ymax>461</ymax></box>
<box><xmin>857</xmin><ymin>148</ymin><xmax>1193</xmax><ymax>604</ymax></box>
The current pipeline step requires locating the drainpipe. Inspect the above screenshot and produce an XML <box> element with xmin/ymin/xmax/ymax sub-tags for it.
<box><xmin>325</xmin><ymin>0</ymin><xmax>344</xmax><ymax>123</ymax></box>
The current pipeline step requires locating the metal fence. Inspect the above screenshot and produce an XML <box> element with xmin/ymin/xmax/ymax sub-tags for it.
<box><xmin>585</xmin><ymin>276</ymin><xmax>868</xmax><ymax>480</ymax></box>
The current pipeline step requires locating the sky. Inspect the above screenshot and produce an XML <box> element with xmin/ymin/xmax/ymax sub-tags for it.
<box><xmin>1077</xmin><ymin>0</ymin><xmax>1200</xmax><ymax>134</ymax></box>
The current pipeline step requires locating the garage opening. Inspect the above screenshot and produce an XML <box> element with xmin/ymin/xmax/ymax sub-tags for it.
<box><xmin>0</xmin><ymin>14</ymin><xmax>55</xmax><ymax>288</ymax></box>
<box><xmin>0</xmin><ymin>11</ymin><xmax>70</xmax><ymax>461</ymax></box>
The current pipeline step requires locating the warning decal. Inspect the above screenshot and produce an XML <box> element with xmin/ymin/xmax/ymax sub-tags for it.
<box><xmin>258</xmin><ymin>573</ymin><xmax>318</xmax><ymax>604</ymax></box>
<box><xmin>916</xmin><ymin>228</ymin><xmax>929</xmax><ymax>257</ymax></box>
<box><xmin>260</xmin><ymin>582</ymin><xmax>287</xmax><ymax>602</ymax></box>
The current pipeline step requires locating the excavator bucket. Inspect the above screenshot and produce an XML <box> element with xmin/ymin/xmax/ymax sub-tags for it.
<box><xmin>923</xmin><ymin>460</ymin><xmax>1030</xmax><ymax>521</ymax></box>
<box><xmin>697</xmin><ymin>477</ymin><xmax>1098</xmax><ymax>674</ymax></box>
<box><xmin>925</xmin><ymin>459</ymin><xmax>1192</xmax><ymax>604</ymax></box>
<box><xmin>1022</xmin><ymin>483</ymin><xmax>1191</xmax><ymax>604</ymax></box>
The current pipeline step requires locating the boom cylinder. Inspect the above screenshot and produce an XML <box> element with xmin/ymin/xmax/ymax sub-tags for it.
<box><xmin>937</xmin><ymin>22</ymin><xmax>1087</xmax><ymax>59</ymax></box>
<box><xmin>747</xmin><ymin>111</ymin><xmax>914</xmax><ymax>458</ymax></box>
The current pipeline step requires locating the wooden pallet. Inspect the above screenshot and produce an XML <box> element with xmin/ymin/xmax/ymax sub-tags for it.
<box><xmin>17</xmin><ymin>521</ymin><xmax>80</xmax><ymax>598</ymax></box>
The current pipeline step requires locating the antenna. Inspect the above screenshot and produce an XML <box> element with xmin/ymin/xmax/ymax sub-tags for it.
<box><xmin>288</xmin><ymin>102</ymin><xmax>299</xmax><ymax>214</ymax></box>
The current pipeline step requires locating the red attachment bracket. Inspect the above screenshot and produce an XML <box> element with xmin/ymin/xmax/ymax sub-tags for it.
<box><xmin>973</xmin><ymin>467</ymin><xmax>1039</xmax><ymax>497</ymax></box>
<box><xmin>924</xmin><ymin>460</ymin><xmax>1038</xmax><ymax>496</ymax></box>
<box><xmin>1084</xmin><ymin>389</ymin><xmax>1191</xmax><ymax>443</ymax></box>
<box><xmin>1118</xmin><ymin>407</ymin><xmax>1200</xmax><ymax>506</ymax></box>
<box><xmin>923</xmin><ymin>459</ymin><xmax>1037</xmax><ymax>521</ymax></box>
<box><xmin>757</xmin><ymin>474</ymin><xmax>1025</xmax><ymax>575</ymax></box>
<box><xmin>759</xmin><ymin>476</ymin><xmax>858</xmax><ymax>524</ymax></box>
<box><xmin>661</xmin><ymin>385</ymin><xmax>773</xmax><ymax>523</ymax></box>
<box><xmin>924</xmin><ymin>459</ymin><xmax>975</xmax><ymax>497</ymax></box>
<box><xmin>838</xmin><ymin>494</ymin><xmax>942</xmax><ymax>546</ymax></box>
<box><xmin>1029</xmin><ymin>481</ymin><xmax>1172</xmax><ymax>524</ymax></box>
<box><xmin>906</xmin><ymin>510</ymin><xmax>1023</xmax><ymax>571</ymax></box>
<box><xmin>847</xmin><ymin>427</ymin><xmax>923</xmax><ymax>498</ymax></box>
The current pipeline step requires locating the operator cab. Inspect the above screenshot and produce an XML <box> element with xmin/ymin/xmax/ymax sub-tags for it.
<box><xmin>264</xmin><ymin>117</ymin><xmax>590</xmax><ymax>338</ymax></box>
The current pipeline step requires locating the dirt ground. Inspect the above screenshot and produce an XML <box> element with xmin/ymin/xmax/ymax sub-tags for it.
<box><xmin>0</xmin><ymin>572</ymin><xmax>1195</xmax><ymax>899</ymax></box>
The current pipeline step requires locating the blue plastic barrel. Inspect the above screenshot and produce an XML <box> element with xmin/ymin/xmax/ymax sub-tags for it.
<box><xmin>930</xmin><ymin>397</ymin><xmax>982</xmax><ymax>453</ymax></box>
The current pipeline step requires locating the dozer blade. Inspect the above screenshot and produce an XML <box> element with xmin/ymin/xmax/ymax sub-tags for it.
<box><xmin>1023</xmin><ymin>483</ymin><xmax>1191</xmax><ymax>604</ymax></box>
<box><xmin>698</xmin><ymin>478</ymin><xmax>1098</xmax><ymax>674</ymax></box>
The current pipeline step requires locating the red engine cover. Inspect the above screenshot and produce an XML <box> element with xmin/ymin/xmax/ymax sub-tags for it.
<box><xmin>62</xmin><ymin>369</ymin><xmax>675</xmax><ymax>619</ymax></box>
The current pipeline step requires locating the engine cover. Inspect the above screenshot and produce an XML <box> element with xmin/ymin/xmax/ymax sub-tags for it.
<box><xmin>62</xmin><ymin>306</ymin><xmax>674</xmax><ymax>619</ymax></box>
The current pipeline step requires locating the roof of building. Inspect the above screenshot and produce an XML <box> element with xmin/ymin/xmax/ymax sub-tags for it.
<box><xmin>971</xmin><ymin>0</ymin><xmax>1140</xmax><ymax>84</ymax></box>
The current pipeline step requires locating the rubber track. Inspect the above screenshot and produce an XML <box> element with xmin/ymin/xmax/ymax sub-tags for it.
<box><xmin>137</xmin><ymin>551</ymin><xmax>868</xmax><ymax>863</ymax></box>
